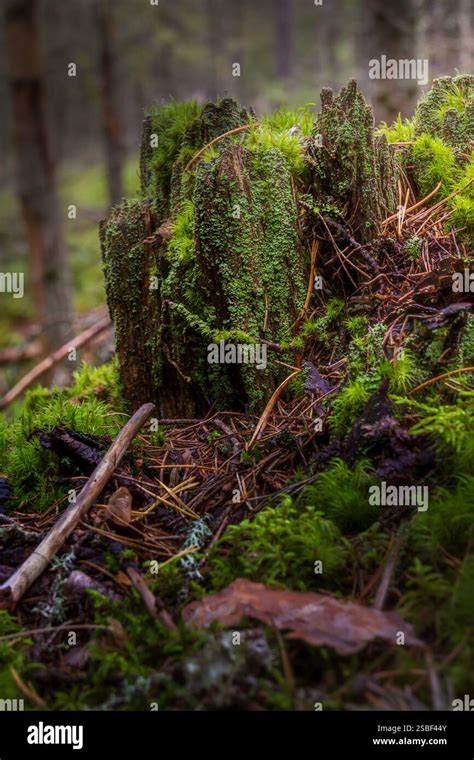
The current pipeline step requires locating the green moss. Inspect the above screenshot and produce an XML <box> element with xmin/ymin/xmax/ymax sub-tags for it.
<box><xmin>412</xmin><ymin>134</ymin><xmax>457</xmax><ymax>197</ymax></box>
<box><xmin>308</xmin><ymin>80</ymin><xmax>398</xmax><ymax>242</ymax></box>
<box><xmin>206</xmin><ymin>494</ymin><xmax>350</xmax><ymax>592</ymax></box>
<box><xmin>0</xmin><ymin>362</ymin><xmax>125</xmax><ymax>512</ymax></box>
<box><xmin>378</xmin><ymin>113</ymin><xmax>415</xmax><ymax>143</ymax></box>
<box><xmin>0</xmin><ymin>612</ymin><xmax>33</xmax><ymax>703</ymax></box>
<box><xmin>329</xmin><ymin>380</ymin><xmax>370</xmax><ymax>437</ymax></box>
<box><xmin>403</xmin><ymin>235</ymin><xmax>423</xmax><ymax>261</ymax></box>
<box><xmin>144</xmin><ymin>100</ymin><xmax>203</xmax><ymax>206</ymax></box>
<box><xmin>414</xmin><ymin>75</ymin><xmax>474</xmax><ymax>152</ymax></box>
<box><xmin>302</xmin><ymin>459</ymin><xmax>378</xmax><ymax>533</ymax></box>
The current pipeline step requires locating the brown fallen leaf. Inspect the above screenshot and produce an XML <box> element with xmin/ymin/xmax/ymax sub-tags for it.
<box><xmin>106</xmin><ymin>486</ymin><xmax>132</xmax><ymax>526</ymax></box>
<box><xmin>182</xmin><ymin>579</ymin><xmax>424</xmax><ymax>656</ymax></box>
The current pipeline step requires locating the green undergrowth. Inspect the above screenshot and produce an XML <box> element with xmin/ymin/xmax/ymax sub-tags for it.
<box><xmin>380</xmin><ymin>75</ymin><xmax>474</xmax><ymax>237</ymax></box>
<box><xmin>0</xmin><ymin>611</ymin><xmax>33</xmax><ymax>701</ymax></box>
<box><xmin>206</xmin><ymin>494</ymin><xmax>351</xmax><ymax>593</ymax></box>
<box><xmin>0</xmin><ymin>360</ymin><xmax>124</xmax><ymax>511</ymax></box>
<box><xmin>146</xmin><ymin>100</ymin><xmax>203</xmax><ymax>203</ymax></box>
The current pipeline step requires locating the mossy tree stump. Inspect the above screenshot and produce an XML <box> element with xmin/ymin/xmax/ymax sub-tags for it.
<box><xmin>101</xmin><ymin>85</ymin><xmax>401</xmax><ymax>417</ymax></box>
<box><xmin>101</xmin><ymin>98</ymin><xmax>307</xmax><ymax>416</ymax></box>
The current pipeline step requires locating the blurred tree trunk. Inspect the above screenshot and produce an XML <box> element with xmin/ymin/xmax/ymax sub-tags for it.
<box><xmin>458</xmin><ymin>0</ymin><xmax>473</xmax><ymax>74</ymax></box>
<box><xmin>274</xmin><ymin>0</ymin><xmax>294</xmax><ymax>82</ymax></box>
<box><xmin>4</xmin><ymin>0</ymin><xmax>73</xmax><ymax>354</ymax></box>
<box><xmin>364</xmin><ymin>1</ymin><xmax>418</xmax><ymax>122</ymax></box>
<box><xmin>206</xmin><ymin>0</ymin><xmax>222</xmax><ymax>100</ymax></box>
<box><xmin>97</xmin><ymin>0</ymin><xmax>123</xmax><ymax>207</ymax></box>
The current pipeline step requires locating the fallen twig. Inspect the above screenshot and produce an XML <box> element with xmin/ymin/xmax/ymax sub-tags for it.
<box><xmin>0</xmin><ymin>403</ymin><xmax>155</xmax><ymax>610</ymax></box>
<box><xmin>0</xmin><ymin>316</ymin><xmax>111</xmax><ymax>409</ymax></box>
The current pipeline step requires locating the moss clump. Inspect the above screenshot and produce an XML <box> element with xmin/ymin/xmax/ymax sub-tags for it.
<box><xmin>0</xmin><ymin>612</ymin><xmax>32</xmax><ymax>703</ymax></box>
<box><xmin>307</xmin><ymin>80</ymin><xmax>398</xmax><ymax>243</ymax></box>
<box><xmin>206</xmin><ymin>494</ymin><xmax>350</xmax><ymax>592</ymax></box>
<box><xmin>389</xmin><ymin>77</ymin><xmax>474</xmax><ymax>237</ymax></box>
<box><xmin>302</xmin><ymin>459</ymin><xmax>379</xmax><ymax>533</ymax></box>
<box><xmin>140</xmin><ymin>100</ymin><xmax>203</xmax><ymax>209</ymax></box>
<box><xmin>0</xmin><ymin>361</ymin><xmax>123</xmax><ymax>512</ymax></box>
<box><xmin>378</xmin><ymin>113</ymin><xmax>415</xmax><ymax>144</ymax></box>
<box><xmin>413</xmin><ymin>75</ymin><xmax>474</xmax><ymax>152</ymax></box>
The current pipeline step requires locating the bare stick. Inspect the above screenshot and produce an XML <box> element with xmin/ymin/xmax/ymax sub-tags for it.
<box><xmin>0</xmin><ymin>403</ymin><xmax>155</xmax><ymax>610</ymax></box>
<box><xmin>0</xmin><ymin>316</ymin><xmax>111</xmax><ymax>410</ymax></box>
<box><xmin>125</xmin><ymin>565</ymin><xmax>176</xmax><ymax>630</ymax></box>
<box><xmin>374</xmin><ymin>528</ymin><xmax>407</xmax><ymax>611</ymax></box>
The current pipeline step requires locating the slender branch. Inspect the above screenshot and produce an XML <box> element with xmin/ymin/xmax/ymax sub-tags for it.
<box><xmin>410</xmin><ymin>366</ymin><xmax>474</xmax><ymax>395</ymax></box>
<box><xmin>183</xmin><ymin>122</ymin><xmax>259</xmax><ymax>172</ymax></box>
<box><xmin>0</xmin><ymin>403</ymin><xmax>155</xmax><ymax>610</ymax></box>
<box><xmin>0</xmin><ymin>316</ymin><xmax>111</xmax><ymax>409</ymax></box>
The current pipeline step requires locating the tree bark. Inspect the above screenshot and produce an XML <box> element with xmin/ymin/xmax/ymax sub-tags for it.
<box><xmin>4</xmin><ymin>0</ymin><xmax>73</xmax><ymax>353</ymax></box>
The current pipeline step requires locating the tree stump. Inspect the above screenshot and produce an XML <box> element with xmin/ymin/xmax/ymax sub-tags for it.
<box><xmin>101</xmin><ymin>85</ymin><xmax>401</xmax><ymax>417</ymax></box>
<box><xmin>101</xmin><ymin>98</ymin><xmax>307</xmax><ymax>416</ymax></box>
<box><xmin>307</xmin><ymin>79</ymin><xmax>398</xmax><ymax>243</ymax></box>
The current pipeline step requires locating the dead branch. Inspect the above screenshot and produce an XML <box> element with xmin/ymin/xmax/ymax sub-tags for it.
<box><xmin>0</xmin><ymin>316</ymin><xmax>111</xmax><ymax>410</ymax></box>
<box><xmin>0</xmin><ymin>403</ymin><xmax>155</xmax><ymax>610</ymax></box>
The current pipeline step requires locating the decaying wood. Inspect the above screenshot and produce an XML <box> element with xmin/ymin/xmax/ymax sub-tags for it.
<box><xmin>0</xmin><ymin>316</ymin><xmax>111</xmax><ymax>409</ymax></box>
<box><xmin>0</xmin><ymin>403</ymin><xmax>155</xmax><ymax>610</ymax></box>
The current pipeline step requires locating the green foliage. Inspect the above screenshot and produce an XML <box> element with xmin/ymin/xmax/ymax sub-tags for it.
<box><xmin>302</xmin><ymin>459</ymin><xmax>378</xmax><ymax>533</ymax></box>
<box><xmin>380</xmin><ymin>348</ymin><xmax>420</xmax><ymax>393</ymax></box>
<box><xmin>404</xmin><ymin>235</ymin><xmax>422</xmax><ymax>261</ymax></box>
<box><xmin>206</xmin><ymin>494</ymin><xmax>350</xmax><ymax>592</ymax></box>
<box><xmin>411</xmin><ymin>475</ymin><xmax>474</xmax><ymax>557</ymax></box>
<box><xmin>53</xmin><ymin>590</ymin><xmax>206</xmax><ymax>710</ymax></box>
<box><xmin>409</xmin><ymin>79</ymin><xmax>474</xmax><ymax>235</ymax></box>
<box><xmin>0</xmin><ymin>363</ymin><xmax>124</xmax><ymax>511</ymax></box>
<box><xmin>414</xmin><ymin>75</ymin><xmax>474</xmax><ymax>152</ymax></box>
<box><xmin>412</xmin><ymin>134</ymin><xmax>457</xmax><ymax>197</ymax></box>
<box><xmin>246</xmin><ymin>107</ymin><xmax>314</xmax><ymax>175</ymax></box>
<box><xmin>403</xmin><ymin>395</ymin><xmax>474</xmax><ymax>474</ymax></box>
<box><xmin>263</xmin><ymin>105</ymin><xmax>315</xmax><ymax>136</ymax></box>
<box><xmin>148</xmin><ymin>100</ymin><xmax>202</xmax><ymax>201</ymax></box>
<box><xmin>167</xmin><ymin>199</ymin><xmax>195</xmax><ymax>263</ymax></box>
<box><xmin>329</xmin><ymin>380</ymin><xmax>370</xmax><ymax>437</ymax></box>
<box><xmin>344</xmin><ymin>315</ymin><xmax>368</xmax><ymax>338</ymax></box>
<box><xmin>291</xmin><ymin>298</ymin><xmax>345</xmax><ymax>350</ymax></box>
<box><xmin>399</xmin><ymin>558</ymin><xmax>452</xmax><ymax>633</ymax></box>
<box><xmin>247</xmin><ymin>125</ymin><xmax>306</xmax><ymax>174</ymax></box>
<box><xmin>0</xmin><ymin>612</ymin><xmax>32</xmax><ymax>701</ymax></box>
<box><xmin>378</xmin><ymin>113</ymin><xmax>415</xmax><ymax>143</ymax></box>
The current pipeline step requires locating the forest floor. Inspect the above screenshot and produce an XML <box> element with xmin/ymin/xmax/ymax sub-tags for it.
<box><xmin>1</xmin><ymin>82</ymin><xmax>474</xmax><ymax>711</ymax></box>
<box><xmin>0</xmin><ymin>203</ymin><xmax>473</xmax><ymax>711</ymax></box>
